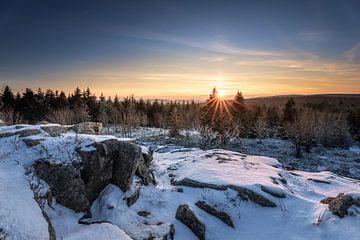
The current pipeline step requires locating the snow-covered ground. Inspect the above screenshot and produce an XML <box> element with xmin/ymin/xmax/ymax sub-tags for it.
<box><xmin>103</xmin><ymin>126</ymin><xmax>360</xmax><ymax>180</ymax></box>
<box><xmin>53</xmin><ymin>146</ymin><xmax>360</xmax><ymax>239</ymax></box>
<box><xmin>1</xmin><ymin>124</ymin><xmax>360</xmax><ymax>239</ymax></box>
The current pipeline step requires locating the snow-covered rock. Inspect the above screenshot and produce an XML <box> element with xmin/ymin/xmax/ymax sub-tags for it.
<box><xmin>73</xmin><ymin>122</ymin><xmax>103</xmax><ymax>135</ymax></box>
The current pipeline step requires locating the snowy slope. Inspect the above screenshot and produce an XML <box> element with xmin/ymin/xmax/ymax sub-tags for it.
<box><xmin>86</xmin><ymin>147</ymin><xmax>360</xmax><ymax>240</ymax></box>
<box><xmin>0</xmin><ymin>162</ymin><xmax>49</xmax><ymax>240</ymax></box>
<box><xmin>1</xmin><ymin>125</ymin><xmax>360</xmax><ymax>240</ymax></box>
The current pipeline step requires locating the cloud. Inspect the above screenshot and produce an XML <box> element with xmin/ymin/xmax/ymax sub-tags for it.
<box><xmin>342</xmin><ymin>41</ymin><xmax>360</xmax><ymax>62</ymax></box>
<box><xmin>297</xmin><ymin>31</ymin><xmax>330</xmax><ymax>41</ymax></box>
<box><xmin>201</xmin><ymin>56</ymin><xmax>227</xmax><ymax>62</ymax></box>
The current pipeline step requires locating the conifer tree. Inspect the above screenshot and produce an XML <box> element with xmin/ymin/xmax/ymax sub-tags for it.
<box><xmin>1</xmin><ymin>85</ymin><xmax>15</xmax><ymax>109</ymax></box>
<box><xmin>169</xmin><ymin>107</ymin><xmax>181</xmax><ymax>137</ymax></box>
<box><xmin>283</xmin><ymin>97</ymin><xmax>297</xmax><ymax>123</ymax></box>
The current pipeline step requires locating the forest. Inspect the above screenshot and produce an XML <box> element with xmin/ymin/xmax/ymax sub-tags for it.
<box><xmin>1</xmin><ymin>85</ymin><xmax>360</xmax><ymax>158</ymax></box>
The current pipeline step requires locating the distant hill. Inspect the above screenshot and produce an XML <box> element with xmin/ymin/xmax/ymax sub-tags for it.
<box><xmin>245</xmin><ymin>94</ymin><xmax>360</xmax><ymax>109</ymax></box>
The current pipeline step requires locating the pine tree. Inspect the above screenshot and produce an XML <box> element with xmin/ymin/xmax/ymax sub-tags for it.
<box><xmin>169</xmin><ymin>107</ymin><xmax>181</xmax><ymax>137</ymax></box>
<box><xmin>1</xmin><ymin>85</ymin><xmax>15</xmax><ymax>110</ymax></box>
<box><xmin>283</xmin><ymin>97</ymin><xmax>297</xmax><ymax>123</ymax></box>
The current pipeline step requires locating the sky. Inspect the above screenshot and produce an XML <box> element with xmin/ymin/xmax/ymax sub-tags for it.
<box><xmin>0</xmin><ymin>0</ymin><xmax>360</xmax><ymax>99</ymax></box>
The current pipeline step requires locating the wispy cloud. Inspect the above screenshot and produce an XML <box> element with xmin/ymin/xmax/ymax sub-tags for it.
<box><xmin>342</xmin><ymin>41</ymin><xmax>360</xmax><ymax>62</ymax></box>
<box><xmin>297</xmin><ymin>31</ymin><xmax>330</xmax><ymax>41</ymax></box>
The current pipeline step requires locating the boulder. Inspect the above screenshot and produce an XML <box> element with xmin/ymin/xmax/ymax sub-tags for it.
<box><xmin>74</xmin><ymin>122</ymin><xmax>102</xmax><ymax>135</ymax></box>
<box><xmin>78</xmin><ymin>139</ymin><xmax>147</xmax><ymax>193</ymax></box>
<box><xmin>111</xmin><ymin>141</ymin><xmax>142</xmax><ymax>191</ymax></box>
<box><xmin>0</xmin><ymin>119</ymin><xmax>5</xmax><ymax>127</ymax></box>
<box><xmin>77</xmin><ymin>142</ymin><xmax>114</xmax><ymax>202</ymax></box>
<box><xmin>175</xmin><ymin>204</ymin><xmax>205</xmax><ymax>240</ymax></box>
<box><xmin>320</xmin><ymin>193</ymin><xmax>356</xmax><ymax>218</ymax></box>
<box><xmin>34</xmin><ymin>162</ymin><xmax>90</xmax><ymax>212</ymax></box>
<box><xmin>41</xmin><ymin>125</ymin><xmax>69</xmax><ymax>137</ymax></box>
<box><xmin>195</xmin><ymin>201</ymin><xmax>234</xmax><ymax>228</ymax></box>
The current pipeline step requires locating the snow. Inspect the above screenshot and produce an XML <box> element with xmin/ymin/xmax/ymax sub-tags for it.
<box><xmin>86</xmin><ymin>147</ymin><xmax>360</xmax><ymax>239</ymax></box>
<box><xmin>64</xmin><ymin>223</ymin><xmax>132</xmax><ymax>240</ymax></box>
<box><xmin>1</xmin><ymin>124</ymin><xmax>360</xmax><ymax>240</ymax></box>
<box><xmin>0</xmin><ymin>162</ymin><xmax>49</xmax><ymax>240</ymax></box>
<box><xmin>350</xmin><ymin>146</ymin><xmax>360</xmax><ymax>154</ymax></box>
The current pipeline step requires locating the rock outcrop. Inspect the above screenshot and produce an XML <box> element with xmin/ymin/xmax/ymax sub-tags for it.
<box><xmin>321</xmin><ymin>193</ymin><xmax>360</xmax><ymax>218</ymax></box>
<box><xmin>171</xmin><ymin>178</ymin><xmax>276</xmax><ymax>207</ymax></box>
<box><xmin>35</xmin><ymin>138</ymin><xmax>155</xmax><ymax>213</ymax></box>
<box><xmin>176</xmin><ymin>204</ymin><xmax>205</xmax><ymax>240</ymax></box>
<box><xmin>34</xmin><ymin>162</ymin><xmax>90</xmax><ymax>212</ymax></box>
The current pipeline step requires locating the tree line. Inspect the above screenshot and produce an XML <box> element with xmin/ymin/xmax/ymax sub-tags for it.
<box><xmin>1</xmin><ymin>85</ymin><xmax>359</xmax><ymax>157</ymax></box>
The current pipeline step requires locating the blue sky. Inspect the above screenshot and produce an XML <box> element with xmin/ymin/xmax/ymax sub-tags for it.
<box><xmin>1</xmin><ymin>0</ymin><xmax>359</xmax><ymax>98</ymax></box>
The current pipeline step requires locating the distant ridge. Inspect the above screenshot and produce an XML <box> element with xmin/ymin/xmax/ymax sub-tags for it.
<box><xmin>245</xmin><ymin>94</ymin><xmax>360</xmax><ymax>108</ymax></box>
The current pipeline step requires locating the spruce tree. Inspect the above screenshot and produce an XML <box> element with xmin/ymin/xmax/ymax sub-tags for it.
<box><xmin>1</xmin><ymin>85</ymin><xmax>15</xmax><ymax>109</ymax></box>
<box><xmin>283</xmin><ymin>97</ymin><xmax>297</xmax><ymax>123</ymax></box>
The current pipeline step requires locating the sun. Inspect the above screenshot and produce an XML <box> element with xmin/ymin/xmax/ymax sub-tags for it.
<box><xmin>218</xmin><ymin>89</ymin><xmax>225</xmax><ymax>98</ymax></box>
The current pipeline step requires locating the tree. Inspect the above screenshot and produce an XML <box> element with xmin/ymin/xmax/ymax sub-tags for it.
<box><xmin>283</xmin><ymin>97</ymin><xmax>297</xmax><ymax>123</ymax></box>
<box><xmin>169</xmin><ymin>107</ymin><xmax>181</xmax><ymax>137</ymax></box>
<box><xmin>1</xmin><ymin>85</ymin><xmax>15</xmax><ymax>110</ymax></box>
<box><xmin>348</xmin><ymin>109</ymin><xmax>360</xmax><ymax>141</ymax></box>
<box><xmin>266</xmin><ymin>106</ymin><xmax>281</xmax><ymax>137</ymax></box>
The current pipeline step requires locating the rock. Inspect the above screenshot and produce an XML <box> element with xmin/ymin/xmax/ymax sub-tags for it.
<box><xmin>308</xmin><ymin>178</ymin><xmax>331</xmax><ymax>184</ymax></box>
<box><xmin>260</xmin><ymin>185</ymin><xmax>286</xmax><ymax>198</ymax></box>
<box><xmin>171</xmin><ymin>178</ymin><xmax>227</xmax><ymax>191</ymax></box>
<box><xmin>41</xmin><ymin>125</ymin><xmax>69</xmax><ymax>137</ymax></box>
<box><xmin>77</xmin><ymin>142</ymin><xmax>114</xmax><ymax>202</ymax></box>
<box><xmin>195</xmin><ymin>201</ymin><xmax>234</xmax><ymax>228</ymax></box>
<box><xmin>231</xmin><ymin>185</ymin><xmax>277</xmax><ymax>207</ymax></box>
<box><xmin>163</xmin><ymin>224</ymin><xmax>175</xmax><ymax>240</ymax></box>
<box><xmin>78</xmin><ymin>139</ymin><xmax>143</xmax><ymax>193</ymax></box>
<box><xmin>34</xmin><ymin>162</ymin><xmax>90</xmax><ymax>212</ymax></box>
<box><xmin>320</xmin><ymin>193</ymin><xmax>355</xmax><ymax>218</ymax></box>
<box><xmin>0</xmin><ymin>128</ymin><xmax>42</xmax><ymax>138</ymax></box>
<box><xmin>142</xmin><ymin>152</ymin><xmax>153</xmax><ymax>168</ymax></box>
<box><xmin>110</xmin><ymin>140</ymin><xmax>142</xmax><ymax>192</ymax></box>
<box><xmin>175</xmin><ymin>204</ymin><xmax>205</xmax><ymax>240</ymax></box>
<box><xmin>74</xmin><ymin>122</ymin><xmax>102</xmax><ymax>135</ymax></box>
<box><xmin>169</xmin><ymin>224</ymin><xmax>175</xmax><ymax>240</ymax></box>
<box><xmin>136</xmin><ymin>154</ymin><xmax>156</xmax><ymax>185</ymax></box>
<box><xmin>137</xmin><ymin>211</ymin><xmax>151</xmax><ymax>217</ymax></box>
<box><xmin>34</xmin><ymin>138</ymin><xmax>151</xmax><ymax>213</ymax></box>
<box><xmin>22</xmin><ymin>138</ymin><xmax>44</xmax><ymax>147</ymax></box>
<box><xmin>19</xmin><ymin>128</ymin><xmax>42</xmax><ymax>137</ymax></box>
<box><xmin>126</xmin><ymin>188</ymin><xmax>141</xmax><ymax>207</ymax></box>
<box><xmin>0</xmin><ymin>119</ymin><xmax>5</xmax><ymax>127</ymax></box>
<box><xmin>172</xmin><ymin>178</ymin><xmax>276</xmax><ymax>207</ymax></box>
<box><xmin>0</xmin><ymin>228</ymin><xmax>8</xmax><ymax>240</ymax></box>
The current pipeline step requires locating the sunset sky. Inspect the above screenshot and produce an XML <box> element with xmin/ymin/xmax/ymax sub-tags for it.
<box><xmin>1</xmin><ymin>0</ymin><xmax>360</xmax><ymax>99</ymax></box>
